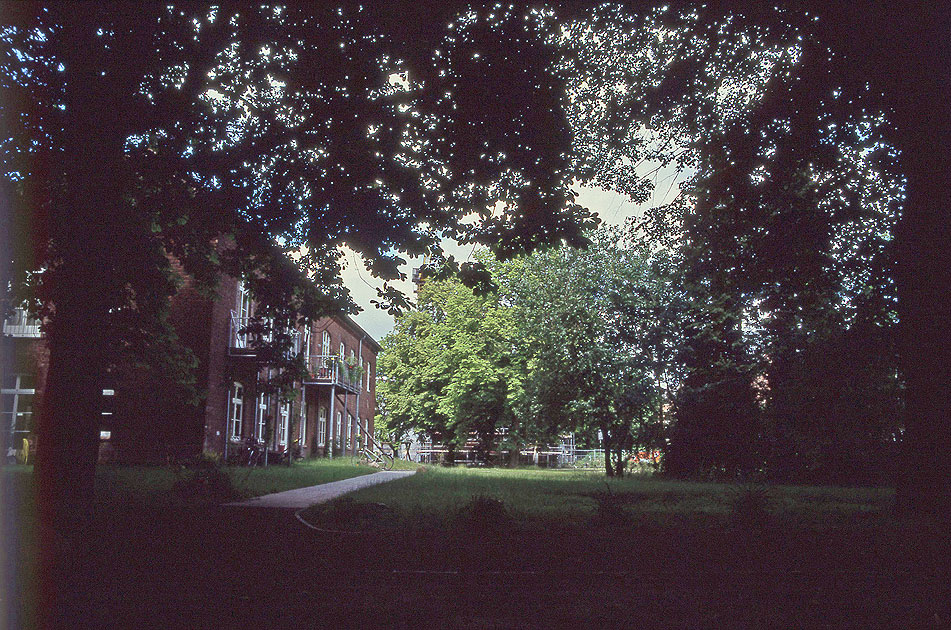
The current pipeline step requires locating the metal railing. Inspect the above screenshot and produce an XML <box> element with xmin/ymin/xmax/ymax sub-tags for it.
<box><xmin>228</xmin><ymin>314</ymin><xmax>301</xmax><ymax>357</ymax></box>
<box><xmin>3</xmin><ymin>308</ymin><xmax>42</xmax><ymax>338</ymax></box>
<box><xmin>303</xmin><ymin>354</ymin><xmax>362</xmax><ymax>392</ymax></box>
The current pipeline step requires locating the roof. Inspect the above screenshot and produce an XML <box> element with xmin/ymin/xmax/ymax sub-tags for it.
<box><xmin>330</xmin><ymin>313</ymin><xmax>382</xmax><ymax>354</ymax></box>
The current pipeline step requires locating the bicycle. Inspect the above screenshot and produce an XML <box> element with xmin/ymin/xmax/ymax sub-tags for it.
<box><xmin>245</xmin><ymin>438</ymin><xmax>264</xmax><ymax>467</ymax></box>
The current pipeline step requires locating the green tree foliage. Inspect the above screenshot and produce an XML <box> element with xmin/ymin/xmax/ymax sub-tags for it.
<box><xmin>1</xmin><ymin>2</ymin><xmax>600</xmax><ymax>544</ymax></box>
<box><xmin>509</xmin><ymin>226</ymin><xmax>679</xmax><ymax>476</ymax></box>
<box><xmin>555</xmin><ymin>5</ymin><xmax>907</xmax><ymax>484</ymax></box>
<box><xmin>379</xmin><ymin>227</ymin><xmax>683</xmax><ymax>475</ymax></box>
<box><xmin>378</xmin><ymin>273</ymin><xmax>524</xmax><ymax>463</ymax></box>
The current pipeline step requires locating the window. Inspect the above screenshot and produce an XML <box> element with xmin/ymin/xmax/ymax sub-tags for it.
<box><xmin>335</xmin><ymin>411</ymin><xmax>342</xmax><ymax>446</ymax></box>
<box><xmin>365</xmin><ymin>362</ymin><xmax>371</xmax><ymax>391</ymax></box>
<box><xmin>346</xmin><ymin>413</ymin><xmax>354</xmax><ymax>450</ymax></box>
<box><xmin>2</xmin><ymin>374</ymin><xmax>36</xmax><ymax>442</ymax></box>
<box><xmin>318</xmin><ymin>406</ymin><xmax>327</xmax><ymax>446</ymax></box>
<box><xmin>234</xmin><ymin>281</ymin><xmax>253</xmax><ymax>349</ymax></box>
<box><xmin>228</xmin><ymin>383</ymin><xmax>244</xmax><ymax>440</ymax></box>
<box><xmin>278</xmin><ymin>402</ymin><xmax>290</xmax><ymax>447</ymax></box>
<box><xmin>237</xmin><ymin>281</ymin><xmax>252</xmax><ymax>319</ymax></box>
<box><xmin>299</xmin><ymin>399</ymin><xmax>307</xmax><ymax>443</ymax></box>
<box><xmin>256</xmin><ymin>394</ymin><xmax>268</xmax><ymax>442</ymax></box>
<box><xmin>101</xmin><ymin>388</ymin><xmax>115</xmax><ymax>422</ymax></box>
<box><xmin>339</xmin><ymin>342</ymin><xmax>345</xmax><ymax>359</ymax></box>
<box><xmin>322</xmin><ymin>330</ymin><xmax>331</xmax><ymax>356</ymax></box>
<box><xmin>301</xmin><ymin>327</ymin><xmax>311</xmax><ymax>356</ymax></box>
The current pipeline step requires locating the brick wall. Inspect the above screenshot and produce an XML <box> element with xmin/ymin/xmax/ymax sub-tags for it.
<box><xmin>304</xmin><ymin>316</ymin><xmax>378</xmax><ymax>457</ymax></box>
<box><xmin>3</xmin><ymin>260</ymin><xmax>380</xmax><ymax>464</ymax></box>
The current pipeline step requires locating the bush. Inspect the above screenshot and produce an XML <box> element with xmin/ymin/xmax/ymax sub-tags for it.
<box><xmin>172</xmin><ymin>454</ymin><xmax>235</xmax><ymax>502</ymax></box>
<box><xmin>729</xmin><ymin>482</ymin><xmax>772</xmax><ymax>530</ymax></box>
<box><xmin>590</xmin><ymin>485</ymin><xmax>631</xmax><ymax>529</ymax></box>
<box><xmin>452</xmin><ymin>494</ymin><xmax>512</xmax><ymax>536</ymax></box>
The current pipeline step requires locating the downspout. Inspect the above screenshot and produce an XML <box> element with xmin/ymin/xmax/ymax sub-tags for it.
<box><xmin>264</xmin><ymin>367</ymin><xmax>270</xmax><ymax>467</ymax></box>
<box><xmin>328</xmin><ymin>379</ymin><xmax>336</xmax><ymax>460</ymax></box>
<box><xmin>356</xmin><ymin>334</ymin><xmax>365</xmax><ymax>455</ymax></box>
<box><xmin>341</xmin><ymin>369</ymin><xmax>349</xmax><ymax>456</ymax></box>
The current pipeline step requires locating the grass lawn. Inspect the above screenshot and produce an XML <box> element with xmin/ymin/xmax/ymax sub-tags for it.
<box><xmin>94</xmin><ymin>456</ymin><xmax>377</xmax><ymax>506</ymax></box>
<box><xmin>5</xmin><ymin>457</ymin><xmax>377</xmax><ymax>503</ymax></box>
<box><xmin>293</xmin><ymin>467</ymin><xmax>947</xmax><ymax>626</ymax></box>
<box><xmin>299</xmin><ymin>465</ymin><xmax>897</xmax><ymax>530</ymax></box>
<box><xmin>6</xmin><ymin>464</ymin><xmax>949</xmax><ymax>627</ymax></box>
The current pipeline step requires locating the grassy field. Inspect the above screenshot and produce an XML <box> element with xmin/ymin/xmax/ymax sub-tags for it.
<box><xmin>6</xmin><ymin>463</ymin><xmax>949</xmax><ymax>627</ymax></box>
<box><xmin>299</xmin><ymin>465</ymin><xmax>896</xmax><ymax>531</ymax></box>
<box><xmin>3</xmin><ymin>457</ymin><xmax>376</xmax><ymax>510</ymax></box>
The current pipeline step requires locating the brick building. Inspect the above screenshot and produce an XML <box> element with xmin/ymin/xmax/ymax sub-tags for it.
<box><xmin>205</xmin><ymin>274</ymin><xmax>380</xmax><ymax>462</ymax></box>
<box><xmin>2</xmin><ymin>269</ymin><xmax>379</xmax><ymax>464</ymax></box>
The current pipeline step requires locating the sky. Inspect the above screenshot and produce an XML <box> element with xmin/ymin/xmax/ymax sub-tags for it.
<box><xmin>343</xmin><ymin>169</ymin><xmax>685</xmax><ymax>342</ymax></box>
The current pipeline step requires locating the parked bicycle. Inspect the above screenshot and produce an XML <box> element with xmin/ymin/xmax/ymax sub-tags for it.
<box><xmin>245</xmin><ymin>437</ymin><xmax>264</xmax><ymax>467</ymax></box>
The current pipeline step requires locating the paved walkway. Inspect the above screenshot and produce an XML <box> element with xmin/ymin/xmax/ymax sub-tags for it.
<box><xmin>223</xmin><ymin>470</ymin><xmax>416</xmax><ymax>509</ymax></box>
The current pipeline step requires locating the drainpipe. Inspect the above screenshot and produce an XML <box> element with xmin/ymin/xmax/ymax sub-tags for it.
<box><xmin>356</xmin><ymin>334</ymin><xmax>365</xmax><ymax>455</ymax></box>
<box><xmin>328</xmin><ymin>382</ymin><xmax>336</xmax><ymax>460</ymax></box>
<box><xmin>341</xmin><ymin>375</ymin><xmax>349</xmax><ymax>456</ymax></box>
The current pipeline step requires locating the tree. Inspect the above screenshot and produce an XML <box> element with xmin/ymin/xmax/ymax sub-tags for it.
<box><xmin>509</xmin><ymin>226</ymin><xmax>675</xmax><ymax>476</ymax></box>
<box><xmin>1</xmin><ymin>0</ymin><xmax>599</xmax><ymax>524</ymax></box>
<box><xmin>555</xmin><ymin>4</ymin><xmax>916</xmax><ymax>488</ymax></box>
<box><xmin>2</xmin><ymin>5</ymin><xmax>602</xmax><ymax>622</ymax></box>
<box><xmin>378</xmin><ymin>273</ymin><xmax>525</xmax><ymax>464</ymax></box>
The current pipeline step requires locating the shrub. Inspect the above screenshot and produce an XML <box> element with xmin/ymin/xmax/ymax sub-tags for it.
<box><xmin>172</xmin><ymin>454</ymin><xmax>235</xmax><ymax>502</ymax></box>
<box><xmin>590</xmin><ymin>485</ymin><xmax>631</xmax><ymax>529</ymax></box>
<box><xmin>729</xmin><ymin>482</ymin><xmax>773</xmax><ymax>530</ymax></box>
<box><xmin>452</xmin><ymin>494</ymin><xmax>512</xmax><ymax>536</ymax></box>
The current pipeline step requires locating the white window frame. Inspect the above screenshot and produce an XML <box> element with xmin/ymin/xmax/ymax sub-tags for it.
<box><xmin>335</xmin><ymin>411</ymin><xmax>342</xmax><ymax>446</ymax></box>
<box><xmin>299</xmin><ymin>398</ymin><xmax>307</xmax><ymax>443</ymax></box>
<box><xmin>317</xmin><ymin>406</ymin><xmax>327</xmax><ymax>447</ymax></box>
<box><xmin>2</xmin><ymin>374</ymin><xmax>36</xmax><ymax>440</ymax></box>
<box><xmin>228</xmin><ymin>383</ymin><xmax>244</xmax><ymax>441</ymax></box>
<box><xmin>256</xmin><ymin>393</ymin><xmax>268</xmax><ymax>442</ymax></box>
<box><xmin>301</xmin><ymin>327</ymin><xmax>311</xmax><ymax>356</ymax></box>
<box><xmin>278</xmin><ymin>401</ymin><xmax>290</xmax><ymax>447</ymax></box>
<box><xmin>237</xmin><ymin>281</ymin><xmax>252</xmax><ymax>319</ymax></box>
<box><xmin>339</xmin><ymin>342</ymin><xmax>345</xmax><ymax>359</ymax></box>
<box><xmin>322</xmin><ymin>331</ymin><xmax>331</xmax><ymax>356</ymax></box>
<box><xmin>234</xmin><ymin>281</ymin><xmax>253</xmax><ymax>349</ymax></box>
<box><xmin>101</xmin><ymin>388</ymin><xmax>115</xmax><ymax>421</ymax></box>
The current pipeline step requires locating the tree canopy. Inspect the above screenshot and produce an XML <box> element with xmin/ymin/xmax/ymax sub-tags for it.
<box><xmin>378</xmin><ymin>227</ymin><xmax>680</xmax><ymax>474</ymax></box>
<box><xmin>2</xmin><ymin>6</ymin><xmax>948</xmax><ymax>605</ymax></box>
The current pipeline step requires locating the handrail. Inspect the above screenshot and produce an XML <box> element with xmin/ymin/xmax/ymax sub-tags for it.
<box><xmin>303</xmin><ymin>354</ymin><xmax>361</xmax><ymax>392</ymax></box>
<box><xmin>3</xmin><ymin>308</ymin><xmax>42</xmax><ymax>338</ymax></box>
<box><xmin>229</xmin><ymin>313</ymin><xmax>302</xmax><ymax>357</ymax></box>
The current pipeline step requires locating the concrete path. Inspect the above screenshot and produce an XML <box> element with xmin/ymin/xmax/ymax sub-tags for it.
<box><xmin>223</xmin><ymin>470</ymin><xmax>416</xmax><ymax>509</ymax></box>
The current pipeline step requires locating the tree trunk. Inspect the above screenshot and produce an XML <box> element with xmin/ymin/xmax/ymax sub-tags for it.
<box><xmin>603</xmin><ymin>431</ymin><xmax>615</xmax><ymax>477</ymax></box>
<box><xmin>883</xmin><ymin>9</ymin><xmax>951</xmax><ymax>518</ymax></box>
<box><xmin>893</xmin><ymin>130</ymin><xmax>951</xmax><ymax>517</ymax></box>
<box><xmin>35</xmin><ymin>8</ymin><xmax>144</xmax><ymax>623</ymax></box>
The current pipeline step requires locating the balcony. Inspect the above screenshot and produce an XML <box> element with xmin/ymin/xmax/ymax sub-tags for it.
<box><xmin>303</xmin><ymin>354</ymin><xmax>362</xmax><ymax>394</ymax></box>
<box><xmin>3</xmin><ymin>308</ymin><xmax>42</xmax><ymax>338</ymax></box>
<box><xmin>228</xmin><ymin>314</ymin><xmax>301</xmax><ymax>359</ymax></box>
